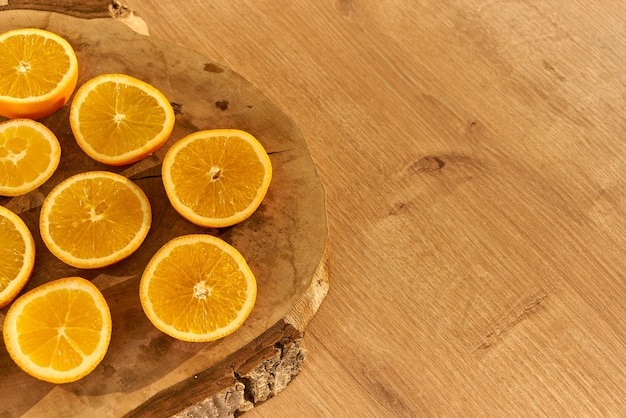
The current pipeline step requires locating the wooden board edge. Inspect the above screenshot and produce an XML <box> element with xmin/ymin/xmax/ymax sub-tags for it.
<box><xmin>174</xmin><ymin>338</ymin><xmax>309</xmax><ymax>417</ymax></box>
<box><xmin>284</xmin><ymin>237</ymin><xmax>331</xmax><ymax>331</ymax></box>
<box><xmin>0</xmin><ymin>0</ymin><xmax>112</xmax><ymax>18</ymax></box>
<box><xmin>125</xmin><ymin>238</ymin><xmax>329</xmax><ymax>417</ymax></box>
<box><xmin>0</xmin><ymin>1</ymin><xmax>150</xmax><ymax>35</ymax></box>
<box><xmin>124</xmin><ymin>321</ymin><xmax>305</xmax><ymax>417</ymax></box>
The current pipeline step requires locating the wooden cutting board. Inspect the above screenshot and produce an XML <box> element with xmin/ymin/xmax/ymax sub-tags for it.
<box><xmin>0</xmin><ymin>9</ymin><xmax>329</xmax><ymax>417</ymax></box>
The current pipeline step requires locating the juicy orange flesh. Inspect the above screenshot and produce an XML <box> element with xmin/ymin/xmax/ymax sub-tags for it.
<box><xmin>77</xmin><ymin>81</ymin><xmax>167</xmax><ymax>156</ymax></box>
<box><xmin>46</xmin><ymin>177</ymin><xmax>147</xmax><ymax>258</ymax></box>
<box><xmin>0</xmin><ymin>124</ymin><xmax>54</xmax><ymax>187</ymax></box>
<box><xmin>0</xmin><ymin>34</ymin><xmax>71</xmax><ymax>99</ymax></box>
<box><xmin>147</xmin><ymin>241</ymin><xmax>249</xmax><ymax>333</ymax></box>
<box><xmin>0</xmin><ymin>214</ymin><xmax>26</xmax><ymax>292</ymax></box>
<box><xmin>170</xmin><ymin>135</ymin><xmax>266</xmax><ymax>218</ymax></box>
<box><xmin>15</xmin><ymin>288</ymin><xmax>103</xmax><ymax>371</ymax></box>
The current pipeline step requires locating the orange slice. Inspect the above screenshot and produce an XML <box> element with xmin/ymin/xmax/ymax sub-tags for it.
<box><xmin>3</xmin><ymin>277</ymin><xmax>112</xmax><ymax>383</ymax></box>
<box><xmin>162</xmin><ymin>129</ymin><xmax>272</xmax><ymax>228</ymax></box>
<box><xmin>0</xmin><ymin>28</ymin><xmax>78</xmax><ymax>119</ymax></box>
<box><xmin>0</xmin><ymin>119</ymin><xmax>61</xmax><ymax>196</ymax></box>
<box><xmin>140</xmin><ymin>234</ymin><xmax>257</xmax><ymax>342</ymax></box>
<box><xmin>39</xmin><ymin>171</ymin><xmax>152</xmax><ymax>269</ymax></box>
<box><xmin>69</xmin><ymin>73</ymin><xmax>175</xmax><ymax>166</ymax></box>
<box><xmin>0</xmin><ymin>206</ymin><xmax>35</xmax><ymax>309</ymax></box>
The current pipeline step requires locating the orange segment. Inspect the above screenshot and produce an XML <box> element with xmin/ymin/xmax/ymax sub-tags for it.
<box><xmin>39</xmin><ymin>171</ymin><xmax>152</xmax><ymax>269</ymax></box>
<box><xmin>69</xmin><ymin>73</ymin><xmax>175</xmax><ymax>166</ymax></box>
<box><xmin>0</xmin><ymin>28</ymin><xmax>78</xmax><ymax>119</ymax></box>
<box><xmin>140</xmin><ymin>234</ymin><xmax>257</xmax><ymax>342</ymax></box>
<box><xmin>162</xmin><ymin>129</ymin><xmax>272</xmax><ymax>228</ymax></box>
<box><xmin>0</xmin><ymin>206</ymin><xmax>35</xmax><ymax>309</ymax></box>
<box><xmin>3</xmin><ymin>277</ymin><xmax>112</xmax><ymax>383</ymax></box>
<box><xmin>0</xmin><ymin>119</ymin><xmax>61</xmax><ymax>196</ymax></box>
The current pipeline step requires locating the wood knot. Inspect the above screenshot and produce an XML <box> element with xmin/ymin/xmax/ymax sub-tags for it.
<box><xmin>204</xmin><ymin>63</ymin><xmax>225</xmax><ymax>73</ymax></box>
<box><xmin>335</xmin><ymin>0</ymin><xmax>353</xmax><ymax>15</ymax></box>
<box><xmin>170</xmin><ymin>102</ymin><xmax>184</xmax><ymax>115</ymax></box>
<box><xmin>407</xmin><ymin>153</ymin><xmax>479</xmax><ymax>177</ymax></box>
<box><xmin>408</xmin><ymin>155</ymin><xmax>446</xmax><ymax>174</ymax></box>
<box><xmin>215</xmin><ymin>100</ymin><xmax>229</xmax><ymax>111</ymax></box>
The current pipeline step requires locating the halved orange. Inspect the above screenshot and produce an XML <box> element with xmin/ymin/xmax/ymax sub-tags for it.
<box><xmin>0</xmin><ymin>28</ymin><xmax>78</xmax><ymax>119</ymax></box>
<box><xmin>3</xmin><ymin>277</ymin><xmax>112</xmax><ymax>383</ymax></box>
<box><xmin>162</xmin><ymin>129</ymin><xmax>272</xmax><ymax>228</ymax></box>
<box><xmin>39</xmin><ymin>171</ymin><xmax>152</xmax><ymax>269</ymax></box>
<box><xmin>0</xmin><ymin>118</ymin><xmax>61</xmax><ymax>196</ymax></box>
<box><xmin>140</xmin><ymin>234</ymin><xmax>257</xmax><ymax>342</ymax></box>
<box><xmin>0</xmin><ymin>205</ymin><xmax>35</xmax><ymax>309</ymax></box>
<box><xmin>69</xmin><ymin>73</ymin><xmax>175</xmax><ymax>166</ymax></box>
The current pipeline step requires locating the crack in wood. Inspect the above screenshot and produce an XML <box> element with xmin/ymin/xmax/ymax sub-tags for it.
<box><xmin>129</xmin><ymin>174</ymin><xmax>162</xmax><ymax>181</ymax></box>
<box><xmin>268</xmin><ymin>149</ymin><xmax>292</xmax><ymax>155</ymax></box>
<box><xmin>472</xmin><ymin>293</ymin><xmax>549</xmax><ymax>352</ymax></box>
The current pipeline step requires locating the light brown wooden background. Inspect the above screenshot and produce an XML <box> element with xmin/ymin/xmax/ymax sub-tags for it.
<box><xmin>95</xmin><ymin>1</ymin><xmax>626</xmax><ymax>415</ymax></box>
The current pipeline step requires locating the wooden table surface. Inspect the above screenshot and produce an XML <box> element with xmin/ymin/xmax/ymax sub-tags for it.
<box><xmin>123</xmin><ymin>1</ymin><xmax>626</xmax><ymax>416</ymax></box>
<box><xmin>7</xmin><ymin>1</ymin><xmax>626</xmax><ymax>416</ymax></box>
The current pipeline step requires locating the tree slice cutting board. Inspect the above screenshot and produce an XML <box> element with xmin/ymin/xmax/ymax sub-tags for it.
<box><xmin>0</xmin><ymin>9</ymin><xmax>329</xmax><ymax>418</ymax></box>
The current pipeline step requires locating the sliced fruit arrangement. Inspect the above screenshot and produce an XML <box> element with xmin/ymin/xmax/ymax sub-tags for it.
<box><xmin>0</xmin><ymin>28</ymin><xmax>78</xmax><ymax>119</ymax></box>
<box><xmin>39</xmin><ymin>171</ymin><xmax>152</xmax><ymax>269</ymax></box>
<box><xmin>0</xmin><ymin>28</ymin><xmax>271</xmax><ymax>384</ymax></box>
<box><xmin>69</xmin><ymin>73</ymin><xmax>175</xmax><ymax>166</ymax></box>
<box><xmin>3</xmin><ymin>277</ymin><xmax>112</xmax><ymax>384</ymax></box>
<box><xmin>162</xmin><ymin>129</ymin><xmax>272</xmax><ymax>228</ymax></box>
<box><xmin>140</xmin><ymin>234</ymin><xmax>257</xmax><ymax>342</ymax></box>
<box><xmin>0</xmin><ymin>206</ymin><xmax>35</xmax><ymax>309</ymax></box>
<box><xmin>0</xmin><ymin>118</ymin><xmax>61</xmax><ymax>196</ymax></box>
